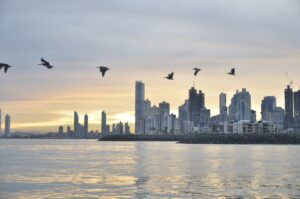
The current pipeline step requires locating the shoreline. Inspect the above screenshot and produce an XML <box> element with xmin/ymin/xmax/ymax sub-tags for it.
<box><xmin>99</xmin><ymin>133</ymin><xmax>300</xmax><ymax>144</ymax></box>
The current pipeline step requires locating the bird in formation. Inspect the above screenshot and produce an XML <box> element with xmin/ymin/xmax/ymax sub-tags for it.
<box><xmin>0</xmin><ymin>63</ymin><xmax>12</xmax><ymax>73</ymax></box>
<box><xmin>228</xmin><ymin>68</ymin><xmax>236</xmax><ymax>75</ymax></box>
<box><xmin>97</xmin><ymin>66</ymin><xmax>110</xmax><ymax>77</ymax></box>
<box><xmin>39</xmin><ymin>58</ymin><xmax>53</xmax><ymax>69</ymax></box>
<box><xmin>165</xmin><ymin>72</ymin><xmax>174</xmax><ymax>80</ymax></box>
<box><xmin>193</xmin><ymin>68</ymin><xmax>201</xmax><ymax>76</ymax></box>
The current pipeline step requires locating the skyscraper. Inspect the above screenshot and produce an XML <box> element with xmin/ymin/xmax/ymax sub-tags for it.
<box><xmin>178</xmin><ymin>100</ymin><xmax>189</xmax><ymax>132</ymax></box>
<box><xmin>84</xmin><ymin>114</ymin><xmax>88</xmax><ymax>137</ymax></box>
<box><xmin>74</xmin><ymin>111</ymin><xmax>79</xmax><ymax>138</ymax></box>
<box><xmin>4</xmin><ymin>114</ymin><xmax>10</xmax><ymax>137</ymax></box>
<box><xmin>135</xmin><ymin>81</ymin><xmax>145</xmax><ymax>134</ymax></box>
<box><xmin>261</xmin><ymin>96</ymin><xmax>276</xmax><ymax>121</ymax></box>
<box><xmin>284</xmin><ymin>85</ymin><xmax>294</xmax><ymax>129</ymax></box>
<box><xmin>229</xmin><ymin>89</ymin><xmax>251</xmax><ymax>121</ymax></box>
<box><xmin>219</xmin><ymin>93</ymin><xmax>228</xmax><ymax>122</ymax></box>
<box><xmin>101</xmin><ymin>111</ymin><xmax>107</xmax><ymax>134</ymax></box>
<box><xmin>251</xmin><ymin>110</ymin><xmax>257</xmax><ymax>122</ymax></box>
<box><xmin>294</xmin><ymin>90</ymin><xmax>300</xmax><ymax>129</ymax></box>
<box><xmin>188</xmin><ymin>87</ymin><xmax>205</xmax><ymax>126</ymax></box>
<box><xmin>58</xmin><ymin>126</ymin><xmax>64</xmax><ymax>137</ymax></box>
<box><xmin>159</xmin><ymin>101</ymin><xmax>170</xmax><ymax>116</ymax></box>
<box><xmin>272</xmin><ymin>107</ymin><xmax>284</xmax><ymax>131</ymax></box>
<box><xmin>125</xmin><ymin>122</ymin><xmax>130</xmax><ymax>134</ymax></box>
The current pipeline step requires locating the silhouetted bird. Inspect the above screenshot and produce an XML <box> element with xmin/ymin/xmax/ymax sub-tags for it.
<box><xmin>165</xmin><ymin>72</ymin><xmax>174</xmax><ymax>80</ymax></box>
<box><xmin>0</xmin><ymin>63</ymin><xmax>12</xmax><ymax>73</ymax></box>
<box><xmin>228</xmin><ymin>68</ymin><xmax>236</xmax><ymax>75</ymax></box>
<box><xmin>97</xmin><ymin>66</ymin><xmax>110</xmax><ymax>77</ymax></box>
<box><xmin>39</xmin><ymin>58</ymin><xmax>53</xmax><ymax>69</ymax></box>
<box><xmin>193</xmin><ymin>68</ymin><xmax>201</xmax><ymax>76</ymax></box>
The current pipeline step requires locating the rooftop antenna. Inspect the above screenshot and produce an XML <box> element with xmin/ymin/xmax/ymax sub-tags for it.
<box><xmin>285</xmin><ymin>72</ymin><xmax>293</xmax><ymax>87</ymax></box>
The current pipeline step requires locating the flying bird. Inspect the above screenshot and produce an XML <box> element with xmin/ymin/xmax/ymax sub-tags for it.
<box><xmin>39</xmin><ymin>58</ymin><xmax>53</xmax><ymax>69</ymax></box>
<box><xmin>97</xmin><ymin>66</ymin><xmax>110</xmax><ymax>77</ymax></box>
<box><xmin>228</xmin><ymin>68</ymin><xmax>236</xmax><ymax>75</ymax></box>
<box><xmin>0</xmin><ymin>63</ymin><xmax>12</xmax><ymax>73</ymax></box>
<box><xmin>165</xmin><ymin>72</ymin><xmax>174</xmax><ymax>80</ymax></box>
<box><xmin>193</xmin><ymin>68</ymin><xmax>201</xmax><ymax>76</ymax></box>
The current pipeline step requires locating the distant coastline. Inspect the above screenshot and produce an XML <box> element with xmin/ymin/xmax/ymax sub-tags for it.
<box><xmin>99</xmin><ymin>133</ymin><xmax>300</xmax><ymax>144</ymax></box>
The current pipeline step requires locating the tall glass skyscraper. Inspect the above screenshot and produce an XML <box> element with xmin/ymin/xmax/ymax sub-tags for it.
<box><xmin>135</xmin><ymin>81</ymin><xmax>145</xmax><ymax>134</ymax></box>
<box><xmin>229</xmin><ymin>88</ymin><xmax>251</xmax><ymax>121</ymax></box>
<box><xmin>261</xmin><ymin>96</ymin><xmax>276</xmax><ymax>121</ymax></box>
<box><xmin>294</xmin><ymin>90</ymin><xmax>300</xmax><ymax>129</ymax></box>
<box><xmin>188</xmin><ymin>87</ymin><xmax>205</xmax><ymax>126</ymax></box>
<box><xmin>101</xmin><ymin>111</ymin><xmax>107</xmax><ymax>134</ymax></box>
<box><xmin>219</xmin><ymin>93</ymin><xmax>228</xmax><ymax>122</ymax></box>
<box><xmin>284</xmin><ymin>85</ymin><xmax>294</xmax><ymax>129</ymax></box>
<box><xmin>4</xmin><ymin>114</ymin><xmax>10</xmax><ymax>137</ymax></box>
<box><xmin>74</xmin><ymin>111</ymin><xmax>79</xmax><ymax>137</ymax></box>
<box><xmin>84</xmin><ymin>114</ymin><xmax>88</xmax><ymax>137</ymax></box>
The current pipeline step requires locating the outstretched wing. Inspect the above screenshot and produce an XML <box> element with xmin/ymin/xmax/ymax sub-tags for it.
<box><xmin>41</xmin><ymin>58</ymin><xmax>49</xmax><ymax>65</ymax></box>
<box><xmin>231</xmin><ymin>68</ymin><xmax>235</xmax><ymax>74</ymax></box>
<box><xmin>4</xmin><ymin>65</ymin><xmax>10</xmax><ymax>73</ymax></box>
<box><xmin>170</xmin><ymin>72</ymin><xmax>174</xmax><ymax>78</ymax></box>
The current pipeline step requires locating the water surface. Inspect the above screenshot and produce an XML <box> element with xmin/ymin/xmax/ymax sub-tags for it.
<box><xmin>0</xmin><ymin>140</ymin><xmax>299</xmax><ymax>198</ymax></box>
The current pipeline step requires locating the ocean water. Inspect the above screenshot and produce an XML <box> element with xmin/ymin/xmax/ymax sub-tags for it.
<box><xmin>0</xmin><ymin>140</ymin><xmax>299</xmax><ymax>198</ymax></box>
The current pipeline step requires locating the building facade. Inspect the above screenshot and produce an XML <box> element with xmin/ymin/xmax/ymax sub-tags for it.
<box><xmin>284</xmin><ymin>85</ymin><xmax>294</xmax><ymax>129</ymax></box>
<box><xmin>135</xmin><ymin>81</ymin><xmax>145</xmax><ymax>134</ymax></box>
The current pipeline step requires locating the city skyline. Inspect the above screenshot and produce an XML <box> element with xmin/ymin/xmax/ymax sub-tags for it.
<box><xmin>1</xmin><ymin>0</ymin><xmax>300</xmax><ymax>132</ymax></box>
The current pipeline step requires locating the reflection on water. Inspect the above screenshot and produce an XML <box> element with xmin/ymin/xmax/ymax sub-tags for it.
<box><xmin>0</xmin><ymin>140</ymin><xmax>299</xmax><ymax>198</ymax></box>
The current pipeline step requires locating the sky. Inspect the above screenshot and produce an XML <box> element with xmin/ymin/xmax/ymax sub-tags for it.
<box><xmin>0</xmin><ymin>0</ymin><xmax>300</xmax><ymax>132</ymax></box>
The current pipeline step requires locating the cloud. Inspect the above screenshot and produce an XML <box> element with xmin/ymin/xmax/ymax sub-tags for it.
<box><xmin>0</xmin><ymin>0</ymin><xmax>299</xmax><ymax>132</ymax></box>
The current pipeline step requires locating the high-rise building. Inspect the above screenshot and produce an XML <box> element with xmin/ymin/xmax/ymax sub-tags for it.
<box><xmin>106</xmin><ymin>124</ymin><xmax>110</xmax><ymax>134</ymax></box>
<box><xmin>178</xmin><ymin>100</ymin><xmax>189</xmax><ymax>132</ymax></box>
<box><xmin>272</xmin><ymin>107</ymin><xmax>284</xmax><ymax>131</ymax></box>
<box><xmin>188</xmin><ymin>87</ymin><xmax>205</xmax><ymax>126</ymax></box>
<box><xmin>84</xmin><ymin>114</ymin><xmax>88</xmax><ymax>137</ymax></box>
<box><xmin>135</xmin><ymin>81</ymin><xmax>145</xmax><ymax>134</ymax></box>
<box><xmin>294</xmin><ymin>90</ymin><xmax>300</xmax><ymax>129</ymax></box>
<box><xmin>251</xmin><ymin>110</ymin><xmax>257</xmax><ymax>122</ymax></box>
<box><xmin>4</xmin><ymin>114</ymin><xmax>10</xmax><ymax>137</ymax></box>
<box><xmin>101</xmin><ymin>111</ymin><xmax>107</xmax><ymax>134</ymax></box>
<box><xmin>58</xmin><ymin>126</ymin><xmax>64</xmax><ymax>137</ymax></box>
<box><xmin>144</xmin><ymin>99</ymin><xmax>151</xmax><ymax>117</ymax></box>
<box><xmin>116</xmin><ymin>122</ymin><xmax>124</xmax><ymax>134</ymax></box>
<box><xmin>219</xmin><ymin>93</ymin><xmax>228</xmax><ymax>122</ymax></box>
<box><xmin>159</xmin><ymin>101</ymin><xmax>170</xmax><ymax>116</ymax></box>
<box><xmin>167</xmin><ymin>114</ymin><xmax>176</xmax><ymax>133</ymax></box>
<box><xmin>112</xmin><ymin>123</ymin><xmax>116</xmax><ymax>134</ymax></box>
<box><xmin>199</xmin><ymin>108</ymin><xmax>210</xmax><ymax>131</ymax></box>
<box><xmin>284</xmin><ymin>85</ymin><xmax>294</xmax><ymax>129</ymax></box>
<box><xmin>74</xmin><ymin>111</ymin><xmax>79</xmax><ymax>138</ymax></box>
<box><xmin>229</xmin><ymin>89</ymin><xmax>251</xmax><ymax>121</ymax></box>
<box><xmin>67</xmin><ymin>126</ymin><xmax>72</xmax><ymax>137</ymax></box>
<box><xmin>125</xmin><ymin>122</ymin><xmax>130</xmax><ymax>134</ymax></box>
<box><xmin>159</xmin><ymin>101</ymin><xmax>170</xmax><ymax>130</ymax></box>
<box><xmin>261</xmin><ymin>96</ymin><xmax>276</xmax><ymax>121</ymax></box>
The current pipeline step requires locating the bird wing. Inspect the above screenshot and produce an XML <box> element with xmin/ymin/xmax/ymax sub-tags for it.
<box><xmin>101</xmin><ymin>70</ymin><xmax>106</xmax><ymax>76</ymax></box>
<box><xmin>170</xmin><ymin>72</ymin><xmax>174</xmax><ymax>78</ymax></box>
<box><xmin>41</xmin><ymin>58</ymin><xmax>49</xmax><ymax>65</ymax></box>
<box><xmin>4</xmin><ymin>65</ymin><xmax>10</xmax><ymax>73</ymax></box>
<box><xmin>231</xmin><ymin>68</ymin><xmax>235</xmax><ymax>74</ymax></box>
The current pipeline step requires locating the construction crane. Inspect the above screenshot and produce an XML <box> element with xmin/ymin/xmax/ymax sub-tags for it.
<box><xmin>285</xmin><ymin>72</ymin><xmax>294</xmax><ymax>87</ymax></box>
